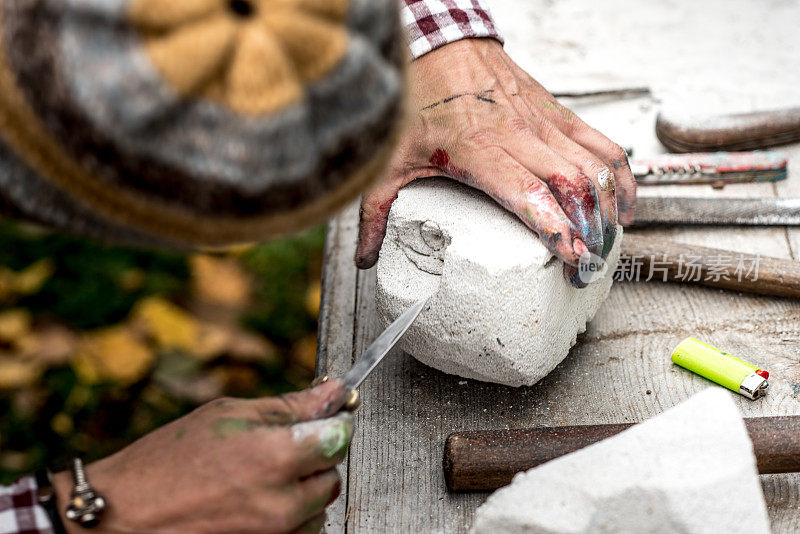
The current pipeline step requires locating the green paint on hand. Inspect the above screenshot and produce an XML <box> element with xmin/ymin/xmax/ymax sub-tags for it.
<box><xmin>318</xmin><ymin>419</ymin><xmax>352</xmax><ymax>459</ymax></box>
<box><xmin>212</xmin><ymin>417</ymin><xmax>257</xmax><ymax>439</ymax></box>
<box><xmin>535</xmin><ymin>101</ymin><xmax>575</xmax><ymax>120</ymax></box>
<box><xmin>258</xmin><ymin>409</ymin><xmax>297</xmax><ymax>426</ymax></box>
<box><xmin>175</xmin><ymin>428</ymin><xmax>185</xmax><ymax>440</ymax></box>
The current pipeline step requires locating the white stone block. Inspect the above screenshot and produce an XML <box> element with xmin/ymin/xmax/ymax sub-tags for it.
<box><xmin>472</xmin><ymin>389</ymin><xmax>770</xmax><ymax>534</ymax></box>
<box><xmin>375</xmin><ymin>178</ymin><xmax>621</xmax><ymax>386</ymax></box>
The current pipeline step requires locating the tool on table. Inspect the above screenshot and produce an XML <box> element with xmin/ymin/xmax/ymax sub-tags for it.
<box><xmin>313</xmin><ymin>298</ymin><xmax>427</xmax><ymax>411</ymax></box>
<box><xmin>619</xmin><ymin>234</ymin><xmax>800</xmax><ymax>299</ymax></box>
<box><xmin>631</xmin><ymin>151</ymin><xmax>787</xmax><ymax>187</ymax></box>
<box><xmin>552</xmin><ymin>87</ymin><xmax>651</xmax><ymax>100</ymax></box>
<box><xmin>632</xmin><ymin>197</ymin><xmax>800</xmax><ymax>226</ymax></box>
<box><xmin>671</xmin><ymin>337</ymin><xmax>768</xmax><ymax>400</ymax></box>
<box><xmin>656</xmin><ymin>107</ymin><xmax>800</xmax><ymax>153</ymax></box>
<box><xmin>443</xmin><ymin>415</ymin><xmax>800</xmax><ymax>491</ymax></box>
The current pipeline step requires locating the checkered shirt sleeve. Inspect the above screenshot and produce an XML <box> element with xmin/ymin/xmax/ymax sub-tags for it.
<box><xmin>400</xmin><ymin>0</ymin><xmax>503</xmax><ymax>59</ymax></box>
<box><xmin>0</xmin><ymin>478</ymin><xmax>53</xmax><ymax>534</ymax></box>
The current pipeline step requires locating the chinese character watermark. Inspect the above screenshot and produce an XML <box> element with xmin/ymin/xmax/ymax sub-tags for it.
<box><xmin>585</xmin><ymin>252</ymin><xmax>761</xmax><ymax>284</ymax></box>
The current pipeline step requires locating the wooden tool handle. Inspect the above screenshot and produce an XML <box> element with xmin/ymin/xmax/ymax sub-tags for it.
<box><xmin>656</xmin><ymin>107</ymin><xmax>800</xmax><ymax>152</ymax></box>
<box><xmin>444</xmin><ymin>416</ymin><xmax>800</xmax><ymax>491</ymax></box>
<box><xmin>620</xmin><ymin>234</ymin><xmax>800</xmax><ymax>299</ymax></box>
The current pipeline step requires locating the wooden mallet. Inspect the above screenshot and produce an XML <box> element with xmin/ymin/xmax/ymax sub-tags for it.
<box><xmin>444</xmin><ymin>416</ymin><xmax>800</xmax><ymax>491</ymax></box>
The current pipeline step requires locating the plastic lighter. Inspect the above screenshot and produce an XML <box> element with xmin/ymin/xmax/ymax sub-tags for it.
<box><xmin>671</xmin><ymin>337</ymin><xmax>769</xmax><ymax>400</ymax></box>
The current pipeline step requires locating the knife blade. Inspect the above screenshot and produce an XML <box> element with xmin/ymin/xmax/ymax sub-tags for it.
<box><xmin>632</xmin><ymin>197</ymin><xmax>800</xmax><ymax>226</ymax></box>
<box><xmin>342</xmin><ymin>298</ymin><xmax>427</xmax><ymax>392</ymax></box>
<box><xmin>312</xmin><ymin>298</ymin><xmax>427</xmax><ymax>411</ymax></box>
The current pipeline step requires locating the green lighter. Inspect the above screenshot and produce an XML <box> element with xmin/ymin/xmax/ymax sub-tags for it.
<box><xmin>671</xmin><ymin>337</ymin><xmax>769</xmax><ymax>400</ymax></box>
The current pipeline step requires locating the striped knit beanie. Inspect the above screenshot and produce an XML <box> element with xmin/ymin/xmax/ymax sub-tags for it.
<box><xmin>0</xmin><ymin>0</ymin><xmax>404</xmax><ymax>248</ymax></box>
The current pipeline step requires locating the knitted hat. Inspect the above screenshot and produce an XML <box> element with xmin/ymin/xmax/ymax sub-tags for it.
<box><xmin>0</xmin><ymin>0</ymin><xmax>404</xmax><ymax>248</ymax></box>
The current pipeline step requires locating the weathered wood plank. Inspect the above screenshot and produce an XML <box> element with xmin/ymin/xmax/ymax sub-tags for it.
<box><xmin>316</xmin><ymin>202</ymin><xmax>360</xmax><ymax>533</ymax></box>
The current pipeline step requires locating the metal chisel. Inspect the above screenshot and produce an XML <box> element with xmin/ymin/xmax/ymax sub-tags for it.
<box><xmin>632</xmin><ymin>196</ymin><xmax>800</xmax><ymax>226</ymax></box>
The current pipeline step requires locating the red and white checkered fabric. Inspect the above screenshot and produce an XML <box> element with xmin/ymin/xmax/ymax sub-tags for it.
<box><xmin>400</xmin><ymin>0</ymin><xmax>503</xmax><ymax>58</ymax></box>
<box><xmin>0</xmin><ymin>477</ymin><xmax>53</xmax><ymax>534</ymax></box>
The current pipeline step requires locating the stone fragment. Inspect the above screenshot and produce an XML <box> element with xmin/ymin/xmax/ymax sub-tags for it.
<box><xmin>472</xmin><ymin>389</ymin><xmax>770</xmax><ymax>534</ymax></box>
<box><xmin>375</xmin><ymin>178</ymin><xmax>621</xmax><ymax>386</ymax></box>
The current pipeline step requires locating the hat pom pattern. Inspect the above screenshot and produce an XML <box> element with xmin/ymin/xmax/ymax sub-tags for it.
<box><xmin>0</xmin><ymin>0</ymin><xmax>405</xmax><ymax>247</ymax></box>
<box><xmin>129</xmin><ymin>0</ymin><xmax>349</xmax><ymax>115</ymax></box>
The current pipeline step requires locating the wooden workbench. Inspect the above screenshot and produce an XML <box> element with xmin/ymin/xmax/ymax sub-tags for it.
<box><xmin>315</xmin><ymin>1</ymin><xmax>800</xmax><ymax>531</ymax></box>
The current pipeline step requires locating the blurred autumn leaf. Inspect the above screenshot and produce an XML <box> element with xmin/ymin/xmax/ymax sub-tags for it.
<box><xmin>0</xmin><ymin>259</ymin><xmax>54</xmax><ymax>302</ymax></box>
<box><xmin>305</xmin><ymin>280</ymin><xmax>321</xmax><ymax>318</ymax></box>
<box><xmin>73</xmin><ymin>327</ymin><xmax>155</xmax><ymax>386</ymax></box>
<box><xmin>292</xmin><ymin>334</ymin><xmax>318</xmax><ymax>374</ymax></box>
<box><xmin>132</xmin><ymin>297</ymin><xmax>201</xmax><ymax>355</ymax></box>
<box><xmin>16</xmin><ymin>325</ymin><xmax>77</xmax><ymax>367</ymax></box>
<box><xmin>0</xmin><ymin>309</ymin><xmax>31</xmax><ymax>342</ymax></box>
<box><xmin>190</xmin><ymin>255</ymin><xmax>252</xmax><ymax>308</ymax></box>
<box><xmin>0</xmin><ymin>359</ymin><xmax>42</xmax><ymax>390</ymax></box>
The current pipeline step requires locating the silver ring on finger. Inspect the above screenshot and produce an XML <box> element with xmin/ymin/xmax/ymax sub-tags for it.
<box><xmin>597</xmin><ymin>168</ymin><xmax>616</xmax><ymax>191</ymax></box>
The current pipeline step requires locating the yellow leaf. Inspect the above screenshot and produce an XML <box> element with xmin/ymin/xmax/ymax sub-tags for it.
<box><xmin>192</xmin><ymin>322</ymin><xmax>231</xmax><ymax>361</ymax></box>
<box><xmin>71</xmin><ymin>352</ymin><xmax>101</xmax><ymax>385</ymax></box>
<box><xmin>132</xmin><ymin>297</ymin><xmax>198</xmax><ymax>352</ymax></box>
<box><xmin>74</xmin><ymin>327</ymin><xmax>155</xmax><ymax>385</ymax></box>
<box><xmin>190</xmin><ymin>254</ymin><xmax>252</xmax><ymax>308</ymax></box>
<box><xmin>16</xmin><ymin>325</ymin><xmax>77</xmax><ymax>366</ymax></box>
<box><xmin>0</xmin><ymin>309</ymin><xmax>31</xmax><ymax>343</ymax></box>
<box><xmin>305</xmin><ymin>280</ymin><xmax>321</xmax><ymax>318</ymax></box>
<box><xmin>11</xmin><ymin>259</ymin><xmax>54</xmax><ymax>295</ymax></box>
<box><xmin>0</xmin><ymin>357</ymin><xmax>41</xmax><ymax>389</ymax></box>
<box><xmin>51</xmin><ymin>412</ymin><xmax>74</xmax><ymax>436</ymax></box>
<box><xmin>291</xmin><ymin>334</ymin><xmax>318</xmax><ymax>372</ymax></box>
<box><xmin>65</xmin><ymin>385</ymin><xmax>92</xmax><ymax>412</ymax></box>
<box><xmin>0</xmin><ymin>269</ymin><xmax>12</xmax><ymax>301</ymax></box>
<box><xmin>118</xmin><ymin>268</ymin><xmax>146</xmax><ymax>292</ymax></box>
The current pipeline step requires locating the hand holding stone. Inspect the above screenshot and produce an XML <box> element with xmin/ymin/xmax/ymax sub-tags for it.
<box><xmin>356</xmin><ymin>38</ymin><xmax>637</xmax><ymax>286</ymax></box>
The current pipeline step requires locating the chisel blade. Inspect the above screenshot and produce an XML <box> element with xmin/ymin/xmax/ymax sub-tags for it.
<box><xmin>632</xmin><ymin>197</ymin><xmax>800</xmax><ymax>226</ymax></box>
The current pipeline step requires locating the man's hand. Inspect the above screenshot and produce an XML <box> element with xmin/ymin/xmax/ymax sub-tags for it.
<box><xmin>53</xmin><ymin>380</ymin><xmax>352</xmax><ymax>534</ymax></box>
<box><xmin>356</xmin><ymin>39</ymin><xmax>636</xmax><ymax>284</ymax></box>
